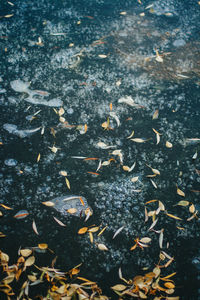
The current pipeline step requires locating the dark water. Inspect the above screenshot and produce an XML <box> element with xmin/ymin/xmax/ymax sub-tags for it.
<box><xmin>0</xmin><ymin>0</ymin><xmax>200</xmax><ymax>299</ymax></box>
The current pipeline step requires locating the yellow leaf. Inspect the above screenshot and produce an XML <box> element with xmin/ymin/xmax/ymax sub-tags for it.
<box><xmin>20</xmin><ymin>249</ymin><xmax>32</xmax><ymax>257</ymax></box>
<box><xmin>89</xmin><ymin>231</ymin><xmax>93</xmax><ymax>243</ymax></box>
<box><xmin>131</xmin><ymin>138</ymin><xmax>147</xmax><ymax>143</ymax></box>
<box><xmin>25</xmin><ymin>256</ymin><xmax>35</xmax><ymax>267</ymax></box>
<box><xmin>189</xmin><ymin>204</ymin><xmax>195</xmax><ymax>213</ymax></box>
<box><xmin>131</xmin><ymin>176</ymin><xmax>139</xmax><ymax>183</ymax></box>
<box><xmin>164</xmin><ymin>282</ymin><xmax>175</xmax><ymax>289</ymax></box>
<box><xmin>152</xmin><ymin>109</ymin><xmax>159</xmax><ymax>120</ymax></box>
<box><xmin>123</xmin><ymin>165</ymin><xmax>130</xmax><ymax>171</ymax></box>
<box><xmin>111</xmin><ymin>284</ymin><xmax>126</xmax><ymax>291</ymax></box>
<box><xmin>37</xmin><ymin>153</ymin><xmax>41</xmax><ymax>162</ymax></box>
<box><xmin>58</xmin><ymin>107</ymin><xmax>65</xmax><ymax>116</ymax></box>
<box><xmin>67</xmin><ymin>208</ymin><xmax>77</xmax><ymax>214</ymax></box>
<box><xmin>38</xmin><ymin>243</ymin><xmax>48</xmax><ymax>249</ymax></box>
<box><xmin>166</xmin><ymin>213</ymin><xmax>182</xmax><ymax>220</ymax></box>
<box><xmin>78</xmin><ymin>227</ymin><xmax>88</xmax><ymax>234</ymax></box>
<box><xmin>4</xmin><ymin>14</ymin><xmax>14</xmax><ymax>18</ymax></box>
<box><xmin>97</xmin><ymin>226</ymin><xmax>107</xmax><ymax>236</ymax></box>
<box><xmin>176</xmin><ymin>200</ymin><xmax>189</xmax><ymax>206</ymax></box>
<box><xmin>140</xmin><ymin>237</ymin><xmax>151</xmax><ymax>243</ymax></box>
<box><xmin>97</xmin><ymin>243</ymin><xmax>108</xmax><ymax>251</ymax></box>
<box><xmin>98</xmin><ymin>54</ymin><xmax>107</xmax><ymax>58</ymax></box>
<box><xmin>42</xmin><ymin>201</ymin><xmax>55</xmax><ymax>207</ymax></box>
<box><xmin>176</xmin><ymin>185</ymin><xmax>185</xmax><ymax>197</ymax></box>
<box><xmin>0</xmin><ymin>204</ymin><xmax>13</xmax><ymax>210</ymax></box>
<box><xmin>166</xmin><ymin>141</ymin><xmax>173</xmax><ymax>148</ymax></box>
<box><xmin>65</xmin><ymin>177</ymin><xmax>70</xmax><ymax>189</ymax></box>
<box><xmin>88</xmin><ymin>226</ymin><xmax>99</xmax><ymax>233</ymax></box>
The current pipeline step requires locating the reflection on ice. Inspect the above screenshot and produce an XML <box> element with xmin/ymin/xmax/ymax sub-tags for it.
<box><xmin>3</xmin><ymin>123</ymin><xmax>41</xmax><ymax>138</ymax></box>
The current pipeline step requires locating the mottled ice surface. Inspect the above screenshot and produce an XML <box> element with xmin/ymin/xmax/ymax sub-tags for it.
<box><xmin>0</xmin><ymin>0</ymin><xmax>200</xmax><ymax>298</ymax></box>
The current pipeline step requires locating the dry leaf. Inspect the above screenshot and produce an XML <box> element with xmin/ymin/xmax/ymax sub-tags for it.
<box><xmin>140</xmin><ymin>237</ymin><xmax>151</xmax><ymax>243</ymax></box>
<box><xmin>78</xmin><ymin>227</ymin><xmax>88</xmax><ymax>234</ymax></box>
<box><xmin>98</xmin><ymin>54</ymin><xmax>107</xmax><ymax>58</ymax></box>
<box><xmin>20</xmin><ymin>249</ymin><xmax>32</xmax><ymax>257</ymax></box>
<box><xmin>37</xmin><ymin>153</ymin><xmax>41</xmax><ymax>162</ymax></box>
<box><xmin>42</xmin><ymin>201</ymin><xmax>55</xmax><ymax>207</ymax></box>
<box><xmin>176</xmin><ymin>185</ymin><xmax>185</xmax><ymax>197</ymax></box>
<box><xmin>65</xmin><ymin>177</ymin><xmax>70</xmax><ymax>189</ymax></box>
<box><xmin>111</xmin><ymin>284</ymin><xmax>126</xmax><ymax>291</ymax></box>
<box><xmin>32</xmin><ymin>220</ymin><xmax>39</xmax><ymax>235</ymax></box>
<box><xmin>53</xmin><ymin>216</ymin><xmax>66</xmax><ymax>227</ymax></box>
<box><xmin>152</xmin><ymin>109</ymin><xmax>159</xmax><ymax>120</ymax></box>
<box><xmin>97</xmin><ymin>243</ymin><xmax>108</xmax><ymax>251</ymax></box>
<box><xmin>176</xmin><ymin>200</ymin><xmax>189</xmax><ymax>206</ymax></box>
<box><xmin>166</xmin><ymin>141</ymin><xmax>173</xmax><ymax>148</ymax></box>
<box><xmin>67</xmin><ymin>208</ymin><xmax>77</xmax><ymax>214</ymax></box>
<box><xmin>38</xmin><ymin>243</ymin><xmax>48</xmax><ymax>249</ymax></box>
<box><xmin>25</xmin><ymin>256</ymin><xmax>35</xmax><ymax>267</ymax></box>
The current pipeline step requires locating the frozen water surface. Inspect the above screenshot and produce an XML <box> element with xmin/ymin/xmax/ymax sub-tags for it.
<box><xmin>0</xmin><ymin>0</ymin><xmax>200</xmax><ymax>298</ymax></box>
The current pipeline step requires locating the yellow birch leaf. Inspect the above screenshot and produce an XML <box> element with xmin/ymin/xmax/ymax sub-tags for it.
<box><xmin>166</xmin><ymin>213</ymin><xmax>182</xmax><ymax>220</ymax></box>
<box><xmin>177</xmin><ymin>200</ymin><xmax>189</xmax><ymax>206</ymax></box>
<box><xmin>20</xmin><ymin>249</ymin><xmax>32</xmax><ymax>257</ymax></box>
<box><xmin>111</xmin><ymin>284</ymin><xmax>127</xmax><ymax>291</ymax></box>
<box><xmin>42</xmin><ymin>201</ymin><xmax>55</xmax><ymax>207</ymax></box>
<box><xmin>25</xmin><ymin>256</ymin><xmax>35</xmax><ymax>267</ymax></box>
<box><xmin>189</xmin><ymin>204</ymin><xmax>195</xmax><ymax>213</ymax></box>
<box><xmin>37</xmin><ymin>153</ymin><xmax>41</xmax><ymax>162</ymax></box>
<box><xmin>89</xmin><ymin>231</ymin><xmax>93</xmax><ymax>243</ymax></box>
<box><xmin>67</xmin><ymin>208</ymin><xmax>77</xmax><ymax>214</ymax></box>
<box><xmin>176</xmin><ymin>185</ymin><xmax>185</xmax><ymax>197</ymax></box>
<box><xmin>97</xmin><ymin>243</ymin><xmax>108</xmax><ymax>251</ymax></box>
<box><xmin>166</xmin><ymin>141</ymin><xmax>173</xmax><ymax>148</ymax></box>
<box><xmin>152</xmin><ymin>109</ymin><xmax>159</xmax><ymax>120</ymax></box>
<box><xmin>65</xmin><ymin>177</ymin><xmax>70</xmax><ymax>189</ymax></box>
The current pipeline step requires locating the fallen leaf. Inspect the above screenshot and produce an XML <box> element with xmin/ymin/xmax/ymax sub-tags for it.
<box><xmin>113</xmin><ymin>226</ymin><xmax>124</xmax><ymax>239</ymax></box>
<box><xmin>65</xmin><ymin>177</ymin><xmax>70</xmax><ymax>189</ymax></box>
<box><xmin>78</xmin><ymin>227</ymin><xmax>88</xmax><ymax>234</ymax></box>
<box><xmin>176</xmin><ymin>200</ymin><xmax>189</xmax><ymax>206</ymax></box>
<box><xmin>42</xmin><ymin>201</ymin><xmax>55</xmax><ymax>207</ymax></box>
<box><xmin>0</xmin><ymin>204</ymin><xmax>13</xmax><ymax>210</ymax></box>
<box><xmin>14</xmin><ymin>210</ymin><xmax>29</xmax><ymax>219</ymax></box>
<box><xmin>25</xmin><ymin>256</ymin><xmax>35</xmax><ymax>267</ymax></box>
<box><xmin>166</xmin><ymin>141</ymin><xmax>173</xmax><ymax>148</ymax></box>
<box><xmin>166</xmin><ymin>213</ymin><xmax>182</xmax><ymax>220</ymax></box>
<box><xmin>98</xmin><ymin>54</ymin><xmax>107</xmax><ymax>58</ymax></box>
<box><xmin>67</xmin><ymin>208</ymin><xmax>77</xmax><ymax>214</ymax></box>
<box><xmin>97</xmin><ymin>243</ymin><xmax>108</xmax><ymax>251</ymax></box>
<box><xmin>53</xmin><ymin>216</ymin><xmax>66</xmax><ymax>227</ymax></box>
<box><xmin>20</xmin><ymin>249</ymin><xmax>32</xmax><ymax>257</ymax></box>
<box><xmin>111</xmin><ymin>284</ymin><xmax>126</xmax><ymax>291</ymax></box>
<box><xmin>38</xmin><ymin>243</ymin><xmax>48</xmax><ymax>250</ymax></box>
<box><xmin>37</xmin><ymin>153</ymin><xmax>41</xmax><ymax>162</ymax></box>
<box><xmin>176</xmin><ymin>185</ymin><xmax>185</xmax><ymax>197</ymax></box>
<box><xmin>152</xmin><ymin>109</ymin><xmax>159</xmax><ymax>120</ymax></box>
<box><xmin>32</xmin><ymin>220</ymin><xmax>39</xmax><ymax>235</ymax></box>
